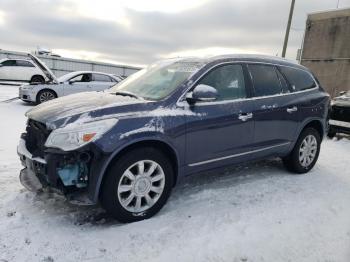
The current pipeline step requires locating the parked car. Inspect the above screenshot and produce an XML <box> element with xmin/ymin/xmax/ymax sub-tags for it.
<box><xmin>328</xmin><ymin>90</ymin><xmax>350</xmax><ymax>137</ymax></box>
<box><xmin>0</xmin><ymin>58</ymin><xmax>46</xmax><ymax>84</ymax></box>
<box><xmin>17</xmin><ymin>55</ymin><xmax>330</xmax><ymax>223</ymax></box>
<box><xmin>19</xmin><ymin>54</ymin><xmax>121</xmax><ymax>104</ymax></box>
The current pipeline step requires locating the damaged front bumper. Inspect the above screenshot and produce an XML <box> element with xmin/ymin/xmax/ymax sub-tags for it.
<box><xmin>17</xmin><ymin>138</ymin><xmax>98</xmax><ymax>205</ymax></box>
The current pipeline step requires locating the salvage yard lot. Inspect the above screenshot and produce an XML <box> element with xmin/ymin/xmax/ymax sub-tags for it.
<box><xmin>0</xmin><ymin>85</ymin><xmax>349</xmax><ymax>262</ymax></box>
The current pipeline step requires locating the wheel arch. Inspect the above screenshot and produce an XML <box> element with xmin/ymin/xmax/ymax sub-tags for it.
<box><xmin>30</xmin><ymin>74</ymin><xmax>45</xmax><ymax>83</ymax></box>
<box><xmin>299</xmin><ymin>118</ymin><xmax>325</xmax><ymax>141</ymax></box>
<box><xmin>36</xmin><ymin>88</ymin><xmax>58</xmax><ymax>102</ymax></box>
<box><xmin>94</xmin><ymin>138</ymin><xmax>180</xmax><ymax>202</ymax></box>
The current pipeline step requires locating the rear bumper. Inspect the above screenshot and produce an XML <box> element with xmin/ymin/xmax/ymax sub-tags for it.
<box><xmin>329</xmin><ymin>119</ymin><xmax>350</xmax><ymax>135</ymax></box>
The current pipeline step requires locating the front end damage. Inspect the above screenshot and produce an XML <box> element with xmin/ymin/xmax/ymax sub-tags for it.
<box><xmin>17</xmin><ymin>119</ymin><xmax>102</xmax><ymax>205</ymax></box>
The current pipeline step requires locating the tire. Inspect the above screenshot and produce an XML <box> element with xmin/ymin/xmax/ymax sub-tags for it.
<box><xmin>327</xmin><ymin>130</ymin><xmax>336</xmax><ymax>139</ymax></box>
<box><xmin>100</xmin><ymin>147</ymin><xmax>174</xmax><ymax>223</ymax></box>
<box><xmin>30</xmin><ymin>75</ymin><xmax>45</xmax><ymax>84</ymax></box>
<box><xmin>283</xmin><ymin>127</ymin><xmax>321</xmax><ymax>174</ymax></box>
<box><xmin>36</xmin><ymin>89</ymin><xmax>57</xmax><ymax>104</ymax></box>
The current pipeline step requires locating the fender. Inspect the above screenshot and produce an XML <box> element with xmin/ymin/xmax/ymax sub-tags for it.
<box><xmin>90</xmin><ymin>134</ymin><xmax>181</xmax><ymax>203</ymax></box>
<box><xmin>288</xmin><ymin>117</ymin><xmax>326</xmax><ymax>152</ymax></box>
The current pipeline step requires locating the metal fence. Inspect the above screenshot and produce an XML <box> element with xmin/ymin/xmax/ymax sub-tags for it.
<box><xmin>0</xmin><ymin>49</ymin><xmax>141</xmax><ymax>77</ymax></box>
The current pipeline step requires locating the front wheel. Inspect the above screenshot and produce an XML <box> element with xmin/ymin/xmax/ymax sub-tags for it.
<box><xmin>100</xmin><ymin>147</ymin><xmax>174</xmax><ymax>223</ymax></box>
<box><xmin>283</xmin><ymin>127</ymin><xmax>321</xmax><ymax>174</ymax></box>
<box><xmin>36</xmin><ymin>90</ymin><xmax>56</xmax><ymax>104</ymax></box>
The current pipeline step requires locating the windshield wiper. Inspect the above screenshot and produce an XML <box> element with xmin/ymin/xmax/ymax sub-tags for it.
<box><xmin>115</xmin><ymin>91</ymin><xmax>143</xmax><ymax>100</ymax></box>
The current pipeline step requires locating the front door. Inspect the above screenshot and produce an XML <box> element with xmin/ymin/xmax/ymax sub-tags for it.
<box><xmin>64</xmin><ymin>73</ymin><xmax>92</xmax><ymax>95</ymax></box>
<box><xmin>185</xmin><ymin>63</ymin><xmax>255</xmax><ymax>172</ymax></box>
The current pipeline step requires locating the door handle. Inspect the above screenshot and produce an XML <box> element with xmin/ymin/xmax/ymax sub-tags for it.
<box><xmin>238</xmin><ymin>113</ymin><xmax>253</xmax><ymax>121</ymax></box>
<box><xmin>286</xmin><ymin>106</ymin><xmax>298</xmax><ymax>113</ymax></box>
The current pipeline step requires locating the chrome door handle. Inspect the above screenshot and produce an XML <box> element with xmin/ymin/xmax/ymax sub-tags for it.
<box><xmin>238</xmin><ymin>113</ymin><xmax>253</xmax><ymax>121</ymax></box>
<box><xmin>287</xmin><ymin>106</ymin><xmax>298</xmax><ymax>113</ymax></box>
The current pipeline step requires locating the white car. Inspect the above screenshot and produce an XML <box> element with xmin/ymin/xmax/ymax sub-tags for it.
<box><xmin>0</xmin><ymin>58</ymin><xmax>46</xmax><ymax>84</ymax></box>
<box><xmin>19</xmin><ymin>55</ymin><xmax>121</xmax><ymax>104</ymax></box>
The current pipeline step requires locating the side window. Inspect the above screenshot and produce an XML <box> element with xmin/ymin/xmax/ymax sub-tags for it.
<box><xmin>279</xmin><ymin>67</ymin><xmax>316</xmax><ymax>91</ymax></box>
<box><xmin>92</xmin><ymin>73</ymin><xmax>112</xmax><ymax>82</ymax></box>
<box><xmin>70</xmin><ymin>74</ymin><xmax>91</xmax><ymax>83</ymax></box>
<box><xmin>16</xmin><ymin>60</ymin><xmax>35</xmax><ymax>67</ymax></box>
<box><xmin>276</xmin><ymin>69</ymin><xmax>290</xmax><ymax>93</ymax></box>
<box><xmin>248</xmin><ymin>64</ymin><xmax>286</xmax><ymax>97</ymax></box>
<box><xmin>197</xmin><ymin>64</ymin><xmax>246</xmax><ymax>101</ymax></box>
<box><xmin>1</xmin><ymin>60</ymin><xmax>16</xmax><ymax>66</ymax></box>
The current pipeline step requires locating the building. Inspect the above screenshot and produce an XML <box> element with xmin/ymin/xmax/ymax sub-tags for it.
<box><xmin>0</xmin><ymin>49</ymin><xmax>141</xmax><ymax>78</ymax></box>
<box><xmin>300</xmin><ymin>8</ymin><xmax>350</xmax><ymax>97</ymax></box>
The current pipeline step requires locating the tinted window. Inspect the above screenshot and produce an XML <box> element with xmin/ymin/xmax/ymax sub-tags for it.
<box><xmin>276</xmin><ymin>69</ymin><xmax>290</xmax><ymax>93</ymax></box>
<box><xmin>16</xmin><ymin>60</ymin><xmax>35</xmax><ymax>67</ymax></box>
<box><xmin>1</xmin><ymin>60</ymin><xmax>16</xmax><ymax>66</ymax></box>
<box><xmin>279</xmin><ymin>67</ymin><xmax>316</xmax><ymax>91</ymax></box>
<box><xmin>197</xmin><ymin>64</ymin><xmax>246</xmax><ymax>101</ymax></box>
<box><xmin>249</xmin><ymin>64</ymin><xmax>286</xmax><ymax>97</ymax></box>
<box><xmin>92</xmin><ymin>74</ymin><xmax>112</xmax><ymax>82</ymax></box>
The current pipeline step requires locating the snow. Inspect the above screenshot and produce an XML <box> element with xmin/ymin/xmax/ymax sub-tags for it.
<box><xmin>0</xmin><ymin>84</ymin><xmax>20</xmax><ymax>101</ymax></box>
<box><xmin>0</xmin><ymin>86</ymin><xmax>350</xmax><ymax>261</ymax></box>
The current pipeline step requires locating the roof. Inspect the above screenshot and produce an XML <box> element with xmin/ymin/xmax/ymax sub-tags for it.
<box><xmin>176</xmin><ymin>54</ymin><xmax>307</xmax><ymax>71</ymax></box>
<box><xmin>308</xmin><ymin>7</ymin><xmax>350</xmax><ymax>21</ymax></box>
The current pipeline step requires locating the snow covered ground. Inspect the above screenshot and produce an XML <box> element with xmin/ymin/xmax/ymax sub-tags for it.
<box><xmin>0</xmin><ymin>84</ymin><xmax>20</xmax><ymax>101</ymax></box>
<box><xmin>0</xmin><ymin>86</ymin><xmax>349</xmax><ymax>262</ymax></box>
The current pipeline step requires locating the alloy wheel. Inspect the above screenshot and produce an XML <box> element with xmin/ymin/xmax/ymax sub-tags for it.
<box><xmin>117</xmin><ymin>160</ymin><xmax>165</xmax><ymax>213</ymax></box>
<box><xmin>39</xmin><ymin>91</ymin><xmax>55</xmax><ymax>103</ymax></box>
<box><xmin>299</xmin><ymin>134</ymin><xmax>317</xmax><ymax>167</ymax></box>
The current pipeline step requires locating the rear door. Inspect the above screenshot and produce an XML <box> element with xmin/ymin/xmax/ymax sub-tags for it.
<box><xmin>16</xmin><ymin>60</ymin><xmax>38</xmax><ymax>81</ymax></box>
<box><xmin>185</xmin><ymin>63</ymin><xmax>255</xmax><ymax>172</ymax></box>
<box><xmin>90</xmin><ymin>73</ymin><xmax>115</xmax><ymax>91</ymax></box>
<box><xmin>0</xmin><ymin>60</ymin><xmax>17</xmax><ymax>81</ymax></box>
<box><xmin>248</xmin><ymin>64</ymin><xmax>298</xmax><ymax>154</ymax></box>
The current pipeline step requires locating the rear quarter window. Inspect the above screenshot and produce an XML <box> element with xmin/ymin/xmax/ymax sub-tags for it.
<box><xmin>279</xmin><ymin>67</ymin><xmax>316</xmax><ymax>92</ymax></box>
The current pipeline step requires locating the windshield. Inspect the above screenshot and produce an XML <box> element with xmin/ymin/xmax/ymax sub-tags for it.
<box><xmin>108</xmin><ymin>60</ymin><xmax>204</xmax><ymax>100</ymax></box>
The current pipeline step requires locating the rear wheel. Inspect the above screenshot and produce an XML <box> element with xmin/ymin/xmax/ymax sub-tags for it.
<box><xmin>283</xmin><ymin>127</ymin><xmax>321</xmax><ymax>174</ymax></box>
<box><xmin>30</xmin><ymin>75</ymin><xmax>45</xmax><ymax>84</ymax></box>
<box><xmin>100</xmin><ymin>147</ymin><xmax>174</xmax><ymax>223</ymax></box>
<box><xmin>36</xmin><ymin>90</ymin><xmax>56</xmax><ymax>104</ymax></box>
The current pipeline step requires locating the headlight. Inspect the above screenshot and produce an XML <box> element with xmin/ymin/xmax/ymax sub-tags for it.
<box><xmin>45</xmin><ymin>118</ymin><xmax>118</xmax><ymax>151</ymax></box>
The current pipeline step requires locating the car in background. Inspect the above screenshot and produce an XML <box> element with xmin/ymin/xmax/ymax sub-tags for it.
<box><xmin>0</xmin><ymin>58</ymin><xmax>46</xmax><ymax>84</ymax></box>
<box><xmin>19</xmin><ymin>54</ymin><xmax>121</xmax><ymax>104</ymax></box>
<box><xmin>328</xmin><ymin>90</ymin><xmax>350</xmax><ymax>137</ymax></box>
<box><xmin>17</xmin><ymin>55</ymin><xmax>330</xmax><ymax>222</ymax></box>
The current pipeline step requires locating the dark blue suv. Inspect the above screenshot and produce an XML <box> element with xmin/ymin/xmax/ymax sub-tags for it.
<box><xmin>18</xmin><ymin>55</ymin><xmax>330</xmax><ymax>222</ymax></box>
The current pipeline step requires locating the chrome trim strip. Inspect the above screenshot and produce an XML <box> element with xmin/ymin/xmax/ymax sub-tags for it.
<box><xmin>188</xmin><ymin>142</ymin><xmax>291</xmax><ymax>167</ymax></box>
<box><xmin>329</xmin><ymin>119</ymin><xmax>350</xmax><ymax>128</ymax></box>
<box><xmin>177</xmin><ymin>60</ymin><xmax>319</xmax><ymax>106</ymax></box>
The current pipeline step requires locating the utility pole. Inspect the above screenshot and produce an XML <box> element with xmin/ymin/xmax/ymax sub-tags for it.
<box><xmin>282</xmin><ymin>0</ymin><xmax>296</xmax><ymax>58</ymax></box>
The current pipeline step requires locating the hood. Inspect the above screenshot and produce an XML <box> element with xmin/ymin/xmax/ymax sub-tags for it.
<box><xmin>26</xmin><ymin>92</ymin><xmax>154</xmax><ymax>129</ymax></box>
<box><xmin>28</xmin><ymin>54</ymin><xmax>58</xmax><ymax>84</ymax></box>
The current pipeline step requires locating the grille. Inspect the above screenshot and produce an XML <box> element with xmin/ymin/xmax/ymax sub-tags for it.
<box><xmin>25</xmin><ymin>119</ymin><xmax>52</xmax><ymax>158</ymax></box>
<box><xmin>330</xmin><ymin>106</ymin><xmax>350</xmax><ymax>122</ymax></box>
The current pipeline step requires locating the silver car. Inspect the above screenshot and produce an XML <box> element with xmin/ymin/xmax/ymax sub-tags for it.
<box><xmin>19</xmin><ymin>55</ymin><xmax>122</xmax><ymax>104</ymax></box>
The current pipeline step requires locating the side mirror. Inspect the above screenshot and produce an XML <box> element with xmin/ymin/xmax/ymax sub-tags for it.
<box><xmin>68</xmin><ymin>80</ymin><xmax>75</xmax><ymax>85</ymax></box>
<box><xmin>339</xmin><ymin>91</ymin><xmax>346</xmax><ymax>96</ymax></box>
<box><xmin>186</xmin><ymin>84</ymin><xmax>218</xmax><ymax>104</ymax></box>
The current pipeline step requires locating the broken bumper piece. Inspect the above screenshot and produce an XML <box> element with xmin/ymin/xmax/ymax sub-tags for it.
<box><xmin>17</xmin><ymin>138</ymin><xmax>94</xmax><ymax>205</ymax></box>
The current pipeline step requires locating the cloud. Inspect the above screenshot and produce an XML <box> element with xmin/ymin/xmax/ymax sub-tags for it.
<box><xmin>0</xmin><ymin>0</ymin><xmax>348</xmax><ymax>66</ymax></box>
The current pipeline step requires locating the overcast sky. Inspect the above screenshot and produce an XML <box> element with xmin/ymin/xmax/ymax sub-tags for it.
<box><xmin>0</xmin><ymin>0</ymin><xmax>349</xmax><ymax>66</ymax></box>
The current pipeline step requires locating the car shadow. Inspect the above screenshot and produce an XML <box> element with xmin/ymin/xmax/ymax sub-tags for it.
<box><xmin>16</xmin><ymin>157</ymin><xmax>290</xmax><ymax>227</ymax></box>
